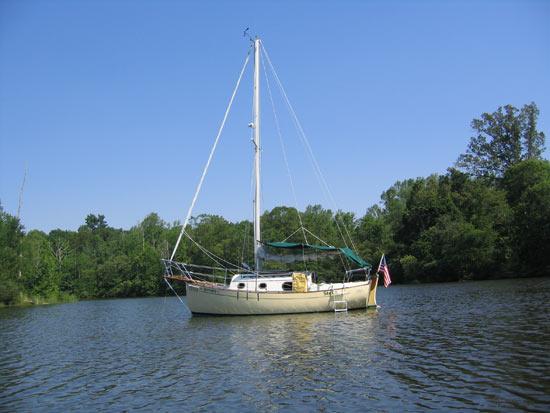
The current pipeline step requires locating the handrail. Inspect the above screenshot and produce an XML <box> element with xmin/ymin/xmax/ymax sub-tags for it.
<box><xmin>345</xmin><ymin>266</ymin><xmax>370</xmax><ymax>275</ymax></box>
<box><xmin>161</xmin><ymin>259</ymin><xmax>232</xmax><ymax>273</ymax></box>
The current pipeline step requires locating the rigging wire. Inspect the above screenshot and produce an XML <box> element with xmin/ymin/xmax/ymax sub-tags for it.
<box><xmin>261</xmin><ymin>49</ymin><xmax>309</xmax><ymax>245</ymax></box>
<box><xmin>302</xmin><ymin>227</ymin><xmax>332</xmax><ymax>247</ymax></box>
<box><xmin>170</xmin><ymin>47</ymin><xmax>252</xmax><ymax>261</ymax></box>
<box><xmin>281</xmin><ymin>227</ymin><xmax>305</xmax><ymax>242</ymax></box>
<box><xmin>181</xmin><ymin>229</ymin><xmax>245</xmax><ymax>272</ymax></box>
<box><xmin>261</xmin><ymin>43</ymin><xmax>359</xmax><ymax>254</ymax></box>
<box><xmin>169</xmin><ymin>40</ymin><xmax>362</xmax><ymax>277</ymax></box>
<box><xmin>261</xmin><ymin>44</ymin><xmax>350</xmax><ymax>249</ymax></box>
<box><xmin>261</xmin><ymin>43</ymin><xmax>352</xmax><ymax>274</ymax></box>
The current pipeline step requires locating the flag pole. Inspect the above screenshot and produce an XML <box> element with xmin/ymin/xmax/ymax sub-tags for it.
<box><xmin>377</xmin><ymin>254</ymin><xmax>385</xmax><ymax>273</ymax></box>
<box><xmin>378</xmin><ymin>253</ymin><xmax>392</xmax><ymax>288</ymax></box>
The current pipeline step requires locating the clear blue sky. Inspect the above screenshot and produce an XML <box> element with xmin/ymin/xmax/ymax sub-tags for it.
<box><xmin>1</xmin><ymin>0</ymin><xmax>549</xmax><ymax>232</ymax></box>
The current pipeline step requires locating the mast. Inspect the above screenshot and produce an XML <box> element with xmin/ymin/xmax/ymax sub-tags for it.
<box><xmin>253</xmin><ymin>38</ymin><xmax>262</xmax><ymax>272</ymax></box>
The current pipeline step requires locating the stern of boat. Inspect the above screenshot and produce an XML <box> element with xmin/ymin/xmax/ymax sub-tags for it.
<box><xmin>366</xmin><ymin>273</ymin><xmax>379</xmax><ymax>308</ymax></box>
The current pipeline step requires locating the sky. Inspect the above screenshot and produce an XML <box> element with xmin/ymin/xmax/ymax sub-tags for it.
<box><xmin>1</xmin><ymin>0</ymin><xmax>549</xmax><ymax>232</ymax></box>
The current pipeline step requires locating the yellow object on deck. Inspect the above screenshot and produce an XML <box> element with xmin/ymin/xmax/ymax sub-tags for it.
<box><xmin>292</xmin><ymin>272</ymin><xmax>308</xmax><ymax>292</ymax></box>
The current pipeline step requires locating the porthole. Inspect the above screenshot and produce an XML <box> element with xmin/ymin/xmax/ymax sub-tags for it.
<box><xmin>282</xmin><ymin>281</ymin><xmax>293</xmax><ymax>291</ymax></box>
<box><xmin>237</xmin><ymin>283</ymin><xmax>245</xmax><ymax>289</ymax></box>
<box><xmin>259</xmin><ymin>283</ymin><xmax>267</xmax><ymax>289</ymax></box>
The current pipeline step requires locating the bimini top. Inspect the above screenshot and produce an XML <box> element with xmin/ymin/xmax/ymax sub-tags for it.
<box><xmin>260</xmin><ymin>241</ymin><xmax>370</xmax><ymax>268</ymax></box>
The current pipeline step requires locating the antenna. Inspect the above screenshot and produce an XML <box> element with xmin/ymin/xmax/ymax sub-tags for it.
<box><xmin>243</xmin><ymin>27</ymin><xmax>254</xmax><ymax>42</ymax></box>
<box><xmin>17</xmin><ymin>164</ymin><xmax>27</xmax><ymax>220</ymax></box>
<box><xmin>17</xmin><ymin>164</ymin><xmax>27</xmax><ymax>278</ymax></box>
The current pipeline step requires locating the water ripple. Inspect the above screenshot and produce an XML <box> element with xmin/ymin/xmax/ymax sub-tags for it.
<box><xmin>1</xmin><ymin>278</ymin><xmax>549</xmax><ymax>411</ymax></box>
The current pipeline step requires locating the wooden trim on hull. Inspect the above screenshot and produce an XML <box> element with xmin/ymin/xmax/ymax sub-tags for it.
<box><xmin>185</xmin><ymin>278</ymin><xmax>378</xmax><ymax>315</ymax></box>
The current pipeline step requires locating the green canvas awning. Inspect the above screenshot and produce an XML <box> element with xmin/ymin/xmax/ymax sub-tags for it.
<box><xmin>261</xmin><ymin>241</ymin><xmax>370</xmax><ymax>268</ymax></box>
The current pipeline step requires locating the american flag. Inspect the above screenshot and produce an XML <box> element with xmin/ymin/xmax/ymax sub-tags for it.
<box><xmin>378</xmin><ymin>254</ymin><xmax>392</xmax><ymax>288</ymax></box>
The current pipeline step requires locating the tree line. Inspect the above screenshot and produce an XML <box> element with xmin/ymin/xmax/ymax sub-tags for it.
<box><xmin>1</xmin><ymin>102</ymin><xmax>548</xmax><ymax>305</ymax></box>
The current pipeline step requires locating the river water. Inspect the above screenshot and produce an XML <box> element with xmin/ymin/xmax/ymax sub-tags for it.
<box><xmin>1</xmin><ymin>278</ymin><xmax>549</xmax><ymax>412</ymax></box>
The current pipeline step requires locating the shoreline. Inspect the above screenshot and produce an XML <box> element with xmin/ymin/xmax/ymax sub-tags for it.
<box><xmin>2</xmin><ymin>275</ymin><xmax>548</xmax><ymax>309</ymax></box>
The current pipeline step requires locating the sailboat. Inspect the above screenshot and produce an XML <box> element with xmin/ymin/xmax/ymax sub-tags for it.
<box><xmin>163</xmin><ymin>37</ymin><xmax>379</xmax><ymax>315</ymax></box>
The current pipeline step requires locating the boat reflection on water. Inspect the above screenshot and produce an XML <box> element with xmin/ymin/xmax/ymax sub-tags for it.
<box><xmin>186</xmin><ymin>307</ymin><xmax>381</xmax><ymax>370</ymax></box>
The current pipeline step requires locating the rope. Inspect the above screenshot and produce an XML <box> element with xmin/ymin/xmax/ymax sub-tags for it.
<box><xmin>170</xmin><ymin>48</ymin><xmax>252</xmax><ymax>260</ymax></box>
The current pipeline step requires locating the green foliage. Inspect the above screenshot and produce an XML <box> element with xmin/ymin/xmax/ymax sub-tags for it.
<box><xmin>0</xmin><ymin>204</ymin><xmax>24</xmax><ymax>305</ymax></box>
<box><xmin>399</xmin><ymin>255</ymin><xmax>418</xmax><ymax>282</ymax></box>
<box><xmin>0</xmin><ymin>282</ymin><xmax>21</xmax><ymax>306</ymax></box>
<box><xmin>503</xmin><ymin>160</ymin><xmax>550</xmax><ymax>275</ymax></box>
<box><xmin>85</xmin><ymin>214</ymin><xmax>108</xmax><ymax>231</ymax></box>
<box><xmin>1</xmin><ymin>208</ymin><xmax>172</xmax><ymax>305</ymax></box>
<box><xmin>413</xmin><ymin>217</ymin><xmax>496</xmax><ymax>282</ymax></box>
<box><xmin>356</xmin><ymin>170</ymin><xmax>514</xmax><ymax>284</ymax></box>
<box><xmin>457</xmin><ymin>103</ymin><xmax>546</xmax><ymax>179</ymax></box>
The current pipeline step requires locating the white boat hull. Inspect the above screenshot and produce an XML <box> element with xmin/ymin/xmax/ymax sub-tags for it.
<box><xmin>185</xmin><ymin>278</ymin><xmax>378</xmax><ymax>315</ymax></box>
